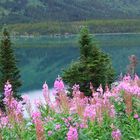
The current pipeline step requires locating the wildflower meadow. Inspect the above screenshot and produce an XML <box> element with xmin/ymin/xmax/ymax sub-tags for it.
<box><xmin>0</xmin><ymin>74</ymin><xmax>140</xmax><ymax>140</ymax></box>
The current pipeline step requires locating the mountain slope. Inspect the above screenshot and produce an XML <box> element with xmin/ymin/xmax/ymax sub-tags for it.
<box><xmin>0</xmin><ymin>0</ymin><xmax>140</xmax><ymax>24</ymax></box>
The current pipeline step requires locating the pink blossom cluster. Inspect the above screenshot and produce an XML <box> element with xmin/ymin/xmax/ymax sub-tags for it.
<box><xmin>112</xmin><ymin>129</ymin><xmax>121</xmax><ymax>140</ymax></box>
<box><xmin>54</xmin><ymin>75</ymin><xmax>65</xmax><ymax>92</ymax></box>
<box><xmin>134</xmin><ymin>114</ymin><xmax>140</xmax><ymax>121</ymax></box>
<box><xmin>84</xmin><ymin>105</ymin><xmax>96</xmax><ymax>121</ymax></box>
<box><xmin>48</xmin><ymin>130</ymin><xmax>53</xmax><ymax>136</ymax></box>
<box><xmin>44</xmin><ymin>116</ymin><xmax>54</xmax><ymax>123</ymax></box>
<box><xmin>62</xmin><ymin>117</ymin><xmax>72</xmax><ymax>127</ymax></box>
<box><xmin>72</xmin><ymin>84</ymin><xmax>81</xmax><ymax>97</ymax></box>
<box><xmin>67</xmin><ymin>126</ymin><xmax>78</xmax><ymax>140</ymax></box>
<box><xmin>0</xmin><ymin>116</ymin><xmax>9</xmax><ymax>128</ymax></box>
<box><xmin>52</xmin><ymin>75</ymin><xmax>65</xmax><ymax>98</ymax></box>
<box><xmin>55</xmin><ymin>124</ymin><xmax>61</xmax><ymax>130</ymax></box>
<box><xmin>32</xmin><ymin>111</ymin><xmax>45</xmax><ymax>139</ymax></box>
<box><xmin>83</xmin><ymin>97</ymin><xmax>115</xmax><ymax>123</ymax></box>
<box><xmin>66</xmin><ymin>83</ymin><xmax>116</xmax><ymax>123</ymax></box>
<box><xmin>42</xmin><ymin>81</ymin><xmax>50</xmax><ymax>104</ymax></box>
<box><xmin>116</xmin><ymin>74</ymin><xmax>140</xmax><ymax>97</ymax></box>
<box><xmin>3</xmin><ymin>81</ymin><xmax>23</xmax><ymax>123</ymax></box>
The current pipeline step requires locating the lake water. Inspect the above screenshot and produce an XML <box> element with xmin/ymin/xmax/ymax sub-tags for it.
<box><xmin>12</xmin><ymin>33</ymin><xmax>140</xmax><ymax>92</ymax></box>
<box><xmin>22</xmin><ymin>89</ymin><xmax>55</xmax><ymax>118</ymax></box>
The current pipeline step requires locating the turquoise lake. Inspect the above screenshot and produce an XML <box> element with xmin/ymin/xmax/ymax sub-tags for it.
<box><xmin>12</xmin><ymin>33</ymin><xmax>140</xmax><ymax>92</ymax></box>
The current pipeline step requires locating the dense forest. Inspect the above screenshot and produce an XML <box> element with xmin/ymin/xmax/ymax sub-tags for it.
<box><xmin>1</xmin><ymin>0</ymin><xmax>140</xmax><ymax>35</ymax></box>
<box><xmin>0</xmin><ymin>0</ymin><xmax>140</xmax><ymax>24</ymax></box>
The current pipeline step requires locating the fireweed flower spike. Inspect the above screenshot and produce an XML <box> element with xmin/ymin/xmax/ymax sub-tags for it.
<box><xmin>53</xmin><ymin>76</ymin><xmax>65</xmax><ymax>111</ymax></box>
<box><xmin>72</xmin><ymin>84</ymin><xmax>80</xmax><ymax>97</ymax></box>
<box><xmin>32</xmin><ymin>111</ymin><xmax>45</xmax><ymax>140</ymax></box>
<box><xmin>67</xmin><ymin>126</ymin><xmax>78</xmax><ymax>140</ymax></box>
<box><xmin>3</xmin><ymin>81</ymin><xmax>23</xmax><ymax>123</ymax></box>
<box><xmin>54</xmin><ymin>75</ymin><xmax>65</xmax><ymax>92</ymax></box>
<box><xmin>4</xmin><ymin>80</ymin><xmax>12</xmax><ymax>99</ymax></box>
<box><xmin>112</xmin><ymin>129</ymin><xmax>121</xmax><ymax>140</ymax></box>
<box><xmin>42</xmin><ymin>81</ymin><xmax>50</xmax><ymax>104</ymax></box>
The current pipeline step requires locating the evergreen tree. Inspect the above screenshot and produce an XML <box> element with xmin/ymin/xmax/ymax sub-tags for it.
<box><xmin>0</xmin><ymin>28</ymin><xmax>21</xmax><ymax>104</ymax></box>
<box><xmin>62</xmin><ymin>27</ymin><xmax>115</xmax><ymax>96</ymax></box>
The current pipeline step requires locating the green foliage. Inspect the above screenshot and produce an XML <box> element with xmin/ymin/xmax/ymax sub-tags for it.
<box><xmin>79</xmin><ymin>116</ymin><xmax>113</xmax><ymax>140</ymax></box>
<box><xmin>112</xmin><ymin>96</ymin><xmax>140</xmax><ymax>139</ymax></box>
<box><xmin>63</xmin><ymin>27</ymin><xmax>115</xmax><ymax>95</ymax></box>
<box><xmin>0</xmin><ymin>28</ymin><xmax>21</xmax><ymax>98</ymax></box>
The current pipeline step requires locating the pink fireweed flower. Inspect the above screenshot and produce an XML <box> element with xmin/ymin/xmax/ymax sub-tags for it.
<box><xmin>75</xmin><ymin>122</ymin><xmax>79</xmax><ymax>128</ymax></box>
<box><xmin>43</xmin><ymin>81</ymin><xmax>48</xmax><ymax>91</ymax></box>
<box><xmin>54</xmin><ymin>75</ymin><xmax>65</xmax><ymax>91</ymax></box>
<box><xmin>42</xmin><ymin>81</ymin><xmax>50</xmax><ymax>103</ymax></box>
<box><xmin>55</xmin><ymin>124</ymin><xmax>61</xmax><ymax>130</ymax></box>
<box><xmin>103</xmin><ymin>87</ymin><xmax>116</xmax><ymax>99</ymax></box>
<box><xmin>67</xmin><ymin>126</ymin><xmax>78</xmax><ymax>140</ymax></box>
<box><xmin>109</xmin><ymin>105</ymin><xmax>116</xmax><ymax>118</ymax></box>
<box><xmin>15</xmin><ymin>101</ymin><xmax>23</xmax><ymax>117</ymax></box>
<box><xmin>44</xmin><ymin>116</ymin><xmax>54</xmax><ymax>123</ymax></box>
<box><xmin>134</xmin><ymin>74</ymin><xmax>139</xmax><ymax>81</ymax></box>
<box><xmin>123</xmin><ymin>74</ymin><xmax>131</xmax><ymax>82</ymax></box>
<box><xmin>34</xmin><ymin>99</ymin><xmax>42</xmax><ymax>108</ymax></box>
<box><xmin>112</xmin><ymin>129</ymin><xmax>121</xmax><ymax>140</ymax></box>
<box><xmin>32</xmin><ymin>111</ymin><xmax>45</xmax><ymax>139</ymax></box>
<box><xmin>70</xmin><ymin>106</ymin><xmax>77</xmax><ymax>114</ymax></box>
<box><xmin>0</xmin><ymin>116</ymin><xmax>9</xmax><ymax>128</ymax></box>
<box><xmin>4</xmin><ymin>81</ymin><xmax>12</xmax><ymax>97</ymax></box>
<box><xmin>32</xmin><ymin>111</ymin><xmax>41</xmax><ymax>121</ymax></box>
<box><xmin>68</xmin><ymin>116</ymin><xmax>72</xmax><ymax>121</ymax></box>
<box><xmin>63</xmin><ymin>118</ymin><xmax>69</xmax><ymax>124</ymax></box>
<box><xmin>48</xmin><ymin>130</ymin><xmax>53</xmax><ymax>136</ymax></box>
<box><xmin>134</xmin><ymin>114</ymin><xmax>139</xmax><ymax>119</ymax></box>
<box><xmin>84</xmin><ymin>105</ymin><xmax>96</xmax><ymax>121</ymax></box>
<box><xmin>3</xmin><ymin>82</ymin><xmax>23</xmax><ymax>123</ymax></box>
<box><xmin>71</xmin><ymin>96</ymin><xmax>87</xmax><ymax>118</ymax></box>
<box><xmin>72</xmin><ymin>84</ymin><xmax>80</xmax><ymax>92</ymax></box>
<box><xmin>116</xmin><ymin>75</ymin><xmax>140</xmax><ymax>97</ymax></box>
<box><xmin>10</xmin><ymin>99</ymin><xmax>18</xmax><ymax>109</ymax></box>
<box><xmin>79</xmin><ymin>123</ymin><xmax>85</xmax><ymax>129</ymax></box>
<box><xmin>3</xmin><ymin>81</ymin><xmax>13</xmax><ymax>107</ymax></box>
<box><xmin>7</xmin><ymin>98</ymin><xmax>23</xmax><ymax>121</ymax></box>
<box><xmin>72</xmin><ymin>84</ymin><xmax>81</xmax><ymax>97</ymax></box>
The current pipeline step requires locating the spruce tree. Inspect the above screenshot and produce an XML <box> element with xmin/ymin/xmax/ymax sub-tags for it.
<box><xmin>0</xmin><ymin>28</ymin><xmax>21</xmax><ymax>101</ymax></box>
<box><xmin>62</xmin><ymin>27</ymin><xmax>115</xmax><ymax>96</ymax></box>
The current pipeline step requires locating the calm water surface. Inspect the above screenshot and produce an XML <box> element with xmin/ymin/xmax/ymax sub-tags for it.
<box><xmin>12</xmin><ymin>33</ymin><xmax>140</xmax><ymax>92</ymax></box>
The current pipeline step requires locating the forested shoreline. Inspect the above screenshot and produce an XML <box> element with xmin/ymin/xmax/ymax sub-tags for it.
<box><xmin>1</xmin><ymin>19</ymin><xmax>140</xmax><ymax>35</ymax></box>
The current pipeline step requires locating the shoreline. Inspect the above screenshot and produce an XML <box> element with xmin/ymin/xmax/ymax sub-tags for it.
<box><xmin>6</xmin><ymin>32</ymin><xmax>140</xmax><ymax>38</ymax></box>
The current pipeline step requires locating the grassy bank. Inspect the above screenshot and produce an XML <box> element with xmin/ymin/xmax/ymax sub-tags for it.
<box><xmin>1</xmin><ymin>19</ymin><xmax>140</xmax><ymax>35</ymax></box>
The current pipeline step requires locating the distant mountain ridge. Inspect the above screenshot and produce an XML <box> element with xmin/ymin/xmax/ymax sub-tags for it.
<box><xmin>0</xmin><ymin>0</ymin><xmax>140</xmax><ymax>24</ymax></box>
